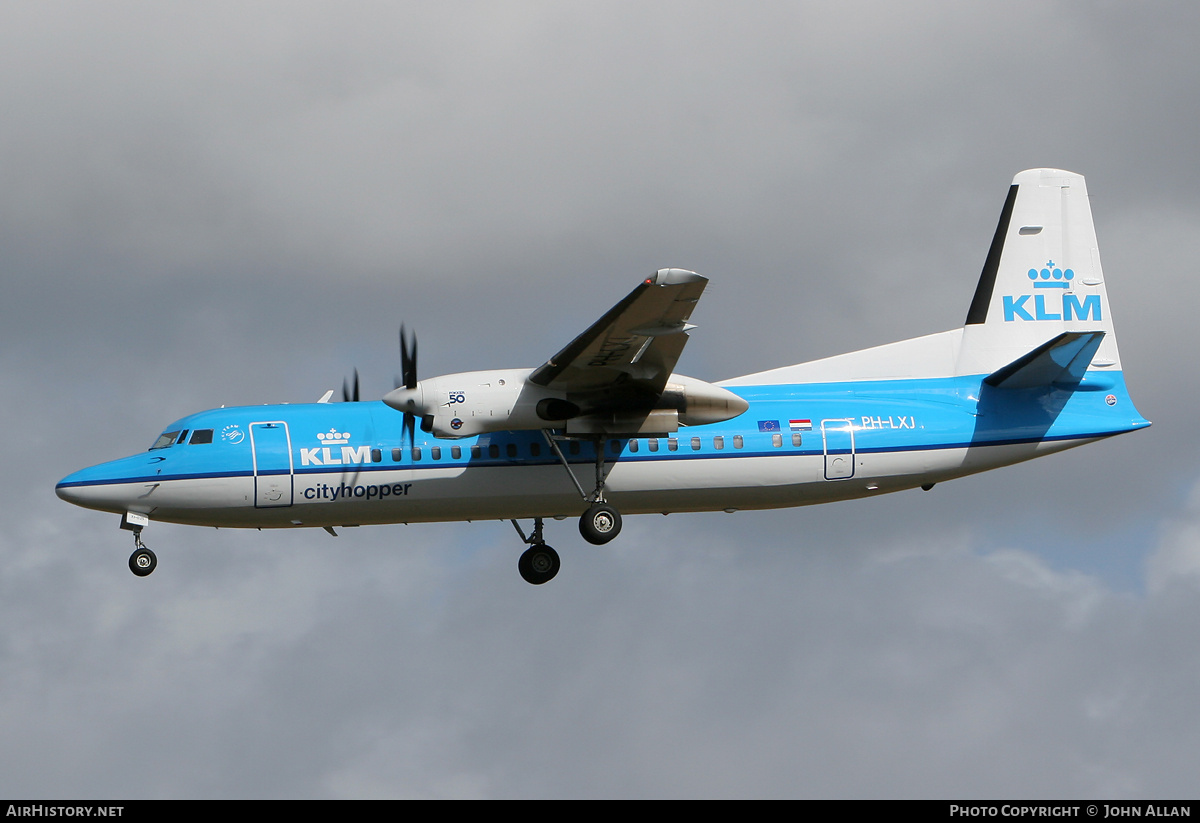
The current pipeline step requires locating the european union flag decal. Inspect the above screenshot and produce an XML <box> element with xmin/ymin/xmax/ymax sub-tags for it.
<box><xmin>758</xmin><ymin>420</ymin><xmax>781</xmax><ymax>432</ymax></box>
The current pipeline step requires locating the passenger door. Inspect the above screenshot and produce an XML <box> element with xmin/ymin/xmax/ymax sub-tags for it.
<box><xmin>250</xmin><ymin>421</ymin><xmax>294</xmax><ymax>507</ymax></box>
<box><xmin>821</xmin><ymin>419</ymin><xmax>856</xmax><ymax>480</ymax></box>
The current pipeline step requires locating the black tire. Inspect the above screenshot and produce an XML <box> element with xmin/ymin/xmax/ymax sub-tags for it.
<box><xmin>129</xmin><ymin>547</ymin><xmax>157</xmax><ymax>577</ymax></box>
<box><xmin>579</xmin><ymin>503</ymin><xmax>622</xmax><ymax>545</ymax></box>
<box><xmin>518</xmin><ymin>545</ymin><xmax>560</xmax><ymax>585</ymax></box>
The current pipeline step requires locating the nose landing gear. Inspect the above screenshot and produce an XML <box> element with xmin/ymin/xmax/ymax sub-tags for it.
<box><xmin>121</xmin><ymin>511</ymin><xmax>157</xmax><ymax>577</ymax></box>
<box><xmin>129</xmin><ymin>539</ymin><xmax>157</xmax><ymax>577</ymax></box>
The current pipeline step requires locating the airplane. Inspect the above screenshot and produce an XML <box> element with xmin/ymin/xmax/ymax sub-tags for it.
<box><xmin>56</xmin><ymin>169</ymin><xmax>1150</xmax><ymax>584</ymax></box>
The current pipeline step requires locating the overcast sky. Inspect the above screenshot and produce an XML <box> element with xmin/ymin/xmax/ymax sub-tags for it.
<box><xmin>3</xmin><ymin>1</ymin><xmax>1199</xmax><ymax>798</ymax></box>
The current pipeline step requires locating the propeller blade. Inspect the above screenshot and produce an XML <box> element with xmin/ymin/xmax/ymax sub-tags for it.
<box><xmin>396</xmin><ymin>325</ymin><xmax>419</xmax><ymax>445</ymax></box>
<box><xmin>342</xmin><ymin>368</ymin><xmax>360</xmax><ymax>402</ymax></box>
<box><xmin>403</xmin><ymin>411</ymin><xmax>415</xmax><ymax>446</ymax></box>
<box><xmin>400</xmin><ymin>325</ymin><xmax>418</xmax><ymax>390</ymax></box>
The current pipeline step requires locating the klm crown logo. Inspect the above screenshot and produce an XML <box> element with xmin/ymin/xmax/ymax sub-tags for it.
<box><xmin>1028</xmin><ymin>260</ymin><xmax>1074</xmax><ymax>288</ymax></box>
<box><xmin>317</xmin><ymin>428</ymin><xmax>350</xmax><ymax>445</ymax></box>
<box><xmin>1004</xmin><ymin>260</ymin><xmax>1100</xmax><ymax>322</ymax></box>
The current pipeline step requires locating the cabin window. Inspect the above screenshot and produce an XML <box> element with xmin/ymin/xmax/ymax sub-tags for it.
<box><xmin>472</xmin><ymin>445</ymin><xmax>482</xmax><ymax>459</ymax></box>
<box><xmin>529</xmin><ymin>442</ymin><xmax>541</xmax><ymax>457</ymax></box>
<box><xmin>713</xmin><ymin>436</ymin><xmax>724</xmax><ymax>450</ymax></box>
<box><xmin>772</xmin><ymin>433</ymin><xmax>782</xmax><ymax>448</ymax></box>
<box><xmin>610</xmin><ymin>439</ymin><xmax>621</xmax><ymax>455</ymax></box>
<box><xmin>411</xmin><ymin>447</ymin><xmax>422</xmax><ymax>461</ymax></box>
<box><xmin>150</xmin><ymin>431</ymin><xmax>180</xmax><ymax>450</ymax></box>
<box><xmin>648</xmin><ymin>438</ymin><xmax>658</xmax><ymax>452</ymax></box>
<box><xmin>668</xmin><ymin>438</ymin><xmax>678</xmax><ymax>452</ymax></box>
<box><xmin>489</xmin><ymin>444</ymin><xmax>500</xmax><ymax>459</ymax></box>
<box><xmin>792</xmin><ymin>433</ymin><xmax>803</xmax><ymax>447</ymax></box>
<box><xmin>189</xmin><ymin>429</ymin><xmax>214</xmax><ymax>445</ymax></box>
<box><xmin>392</xmin><ymin>448</ymin><xmax>403</xmax><ymax>462</ymax></box>
<box><xmin>568</xmin><ymin>441</ymin><xmax>581</xmax><ymax>456</ymax></box>
<box><xmin>629</xmin><ymin>439</ymin><xmax>639</xmax><ymax>453</ymax></box>
<box><xmin>733</xmin><ymin>435</ymin><xmax>743</xmax><ymax>449</ymax></box>
<box><xmin>452</xmin><ymin>446</ymin><xmax>462</xmax><ymax>459</ymax></box>
<box><xmin>430</xmin><ymin>447</ymin><xmax>441</xmax><ymax>460</ymax></box>
<box><xmin>690</xmin><ymin>437</ymin><xmax>701</xmax><ymax>451</ymax></box>
<box><xmin>506</xmin><ymin>443</ymin><xmax>517</xmax><ymax>458</ymax></box>
<box><xmin>371</xmin><ymin>449</ymin><xmax>382</xmax><ymax>463</ymax></box>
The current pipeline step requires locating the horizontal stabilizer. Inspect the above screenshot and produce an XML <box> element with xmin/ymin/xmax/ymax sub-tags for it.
<box><xmin>983</xmin><ymin>331</ymin><xmax>1105</xmax><ymax>390</ymax></box>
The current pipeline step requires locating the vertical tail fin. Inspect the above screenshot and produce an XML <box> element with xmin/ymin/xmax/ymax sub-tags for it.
<box><xmin>956</xmin><ymin>169</ymin><xmax>1121</xmax><ymax>377</ymax></box>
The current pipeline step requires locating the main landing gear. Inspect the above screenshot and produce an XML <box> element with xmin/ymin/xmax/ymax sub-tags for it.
<box><xmin>542</xmin><ymin>432</ymin><xmax>624</xmax><ymax>546</ymax></box>
<box><xmin>579</xmin><ymin>502</ymin><xmax>621</xmax><ymax>545</ymax></box>
<box><xmin>511</xmin><ymin>518</ymin><xmax>560</xmax><ymax>585</ymax></box>
<box><xmin>509</xmin><ymin>434</ymin><xmax>628</xmax><ymax>585</ymax></box>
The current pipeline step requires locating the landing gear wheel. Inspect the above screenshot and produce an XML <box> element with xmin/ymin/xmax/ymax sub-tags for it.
<box><xmin>129</xmin><ymin>546</ymin><xmax>157</xmax><ymax>577</ymax></box>
<box><xmin>579</xmin><ymin>502</ymin><xmax>622</xmax><ymax>545</ymax></box>
<box><xmin>518</xmin><ymin>545</ymin><xmax>560</xmax><ymax>585</ymax></box>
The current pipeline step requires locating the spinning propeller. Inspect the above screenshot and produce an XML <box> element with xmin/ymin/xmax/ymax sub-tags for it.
<box><xmin>398</xmin><ymin>324</ymin><xmax>419</xmax><ymax>444</ymax></box>
<box><xmin>335</xmin><ymin>326</ymin><xmax>429</xmax><ymax>446</ymax></box>
<box><xmin>341</xmin><ymin>368</ymin><xmax>360</xmax><ymax>403</ymax></box>
<box><xmin>339</xmin><ymin>327</ymin><xmax>426</xmax><ymax>445</ymax></box>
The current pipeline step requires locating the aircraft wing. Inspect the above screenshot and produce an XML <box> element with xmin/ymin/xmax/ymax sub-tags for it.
<box><xmin>528</xmin><ymin>268</ymin><xmax>707</xmax><ymax>402</ymax></box>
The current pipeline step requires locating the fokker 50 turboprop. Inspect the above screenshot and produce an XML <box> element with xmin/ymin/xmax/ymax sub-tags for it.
<box><xmin>57</xmin><ymin>169</ymin><xmax>1150</xmax><ymax>584</ymax></box>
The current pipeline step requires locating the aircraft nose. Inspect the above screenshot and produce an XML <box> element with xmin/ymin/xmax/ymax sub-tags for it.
<box><xmin>55</xmin><ymin>477</ymin><xmax>83</xmax><ymax>505</ymax></box>
<box><xmin>55</xmin><ymin>467</ymin><xmax>108</xmax><ymax>510</ymax></box>
<box><xmin>55</xmin><ymin>458</ymin><xmax>147</xmax><ymax>514</ymax></box>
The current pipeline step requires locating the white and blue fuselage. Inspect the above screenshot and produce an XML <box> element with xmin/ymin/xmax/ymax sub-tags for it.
<box><xmin>55</xmin><ymin>367</ymin><xmax>1147</xmax><ymax>528</ymax></box>
<box><xmin>55</xmin><ymin>170</ymin><xmax>1151</xmax><ymax>581</ymax></box>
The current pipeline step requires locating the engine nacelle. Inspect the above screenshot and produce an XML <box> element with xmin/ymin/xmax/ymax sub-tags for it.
<box><xmin>659</xmin><ymin>375</ymin><xmax>749</xmax><ymax>427</ymax></box>
<box><xmin>382</xmin><ymin>369</ymin><xmax>748</xmax><ymax>438</ymax></box>
<box><xmin>383</xmin><ymin>369</ymin><xmax>575</xmax><ymax>438</ymax></box>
